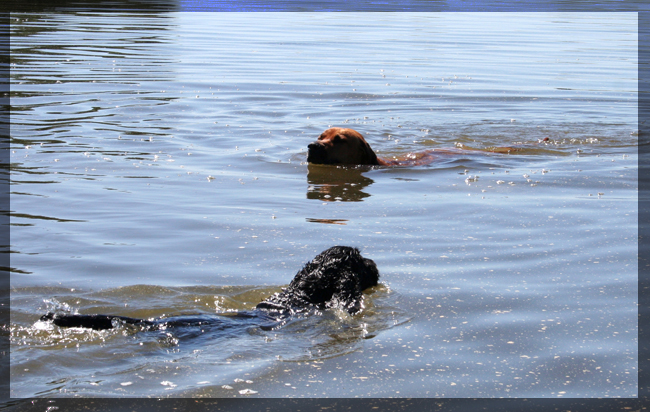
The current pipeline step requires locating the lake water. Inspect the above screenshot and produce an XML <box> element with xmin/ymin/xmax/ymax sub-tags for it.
<box><xmin>8</xmin><ymin>12</ymin><xmax>638</xmax><ymax>399</ymax></box>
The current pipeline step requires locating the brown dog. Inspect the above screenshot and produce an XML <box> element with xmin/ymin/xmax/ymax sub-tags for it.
<box><xmin>307</xmin><ymin>127</ymin><xmax>521</xmax><ymax>167</ymax></box>
<box><xmin>307</xmin><ymin>127</ymin><xmax>385</xmax><ymax>166</ymax></box>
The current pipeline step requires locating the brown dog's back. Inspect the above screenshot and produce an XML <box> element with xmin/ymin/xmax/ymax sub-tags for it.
<box><xmin>307</xmin><ymin>127</ymin><xmax>521</xmax><ymax>167</ymax></box>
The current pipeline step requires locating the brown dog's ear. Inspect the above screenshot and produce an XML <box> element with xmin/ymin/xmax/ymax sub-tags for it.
<box><xmin>363</xmin><ymin>141</ymin><xmax>380</xmax><ymax>165</ymax></box>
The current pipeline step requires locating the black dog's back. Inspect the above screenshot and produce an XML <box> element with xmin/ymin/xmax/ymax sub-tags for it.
<box><xmin>40</xmin><ymin>312</ymin><xmax>149</xmax><ymax>330</ymax></box>
<box><xmin>41</xmin><ymin>246</ymin><xmax>379</xmax><ymax>331</ymax></box>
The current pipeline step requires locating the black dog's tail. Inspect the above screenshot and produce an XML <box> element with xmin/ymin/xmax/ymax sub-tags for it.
<box><xmin>40</xmin><ymin>312</ymin><xmax>154</xmax><ymax>331</ymax></box>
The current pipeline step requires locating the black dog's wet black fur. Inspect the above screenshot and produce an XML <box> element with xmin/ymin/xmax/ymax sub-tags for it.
<box><xmin>41</xmin><ymin>246</ymin><xmax>379</xmax><ymax>331</ymax></box>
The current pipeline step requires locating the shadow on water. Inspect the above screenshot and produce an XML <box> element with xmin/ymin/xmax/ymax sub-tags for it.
<box><xmin>10</xmin><ymin>284</ymin><xmax>411</xmax><ymax>396</ymax></box>
<box><xmin>12</xmin><ymin>283</ymin><xmax>411</xmax><ymax>366</ymax></box>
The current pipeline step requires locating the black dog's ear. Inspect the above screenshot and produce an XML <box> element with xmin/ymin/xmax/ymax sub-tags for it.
<box><xmin>359</xmin><ymin>257</ymin><xmax>379</xmax><ymax>289</ymax></box>
<box><xmin>326</xmin><ymin>273</ymin><xmax>365</xmax><ymax>315</ymax></box>
<box><xmin>324</xmin><ymin>247</ymin><xmax>379</xmax><ymax>314</ymax></box>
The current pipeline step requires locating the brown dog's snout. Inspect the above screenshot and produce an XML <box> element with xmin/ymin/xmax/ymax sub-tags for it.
<box><xmin>308</xmin><ymin>142</ymin><xmax>323</xmax><ymax>151</ymax></box>
<box><xmin>307</xmin><ymin>141</ymin><xmax>327</xmax><ymax>163</ymax></box>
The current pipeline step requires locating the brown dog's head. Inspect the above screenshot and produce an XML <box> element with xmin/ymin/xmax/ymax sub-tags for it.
<box><xmin>307</xmin><ymin>127</ymin><xmax>380</xmax><ymax>166</ymax></box>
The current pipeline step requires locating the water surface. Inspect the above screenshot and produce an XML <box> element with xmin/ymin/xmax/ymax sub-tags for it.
<box><xmin>9</xmin><ymin>12</ymin><xmax>638</xmax><ymax>398</ymax></box>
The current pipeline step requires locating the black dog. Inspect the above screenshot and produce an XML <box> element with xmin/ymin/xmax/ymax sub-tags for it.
<box><xmin>41</xmin><ymin>246</ymin><xmax>379</xmax><ymax>331</ymax></box>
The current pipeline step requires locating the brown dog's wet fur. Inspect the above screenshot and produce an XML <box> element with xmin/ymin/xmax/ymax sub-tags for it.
<box><xmin>307</xmin><ymin>127</ymin><xmax>521</xmax><ymax>167</ymax></box>
<box><xmin>308</xmin><ymin>128</ymin><xmax>383</xmax><ymax>166</ymax></box>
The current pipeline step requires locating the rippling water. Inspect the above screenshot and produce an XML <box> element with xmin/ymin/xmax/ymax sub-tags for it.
<box><xmin>9</xmin><ymin>12</ymin><xmax>637</xmax><ymax>398</ymax></box>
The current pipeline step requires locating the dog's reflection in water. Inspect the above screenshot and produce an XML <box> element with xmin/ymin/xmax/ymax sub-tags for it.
<box><xmin>306</xmin><ymin>164</ymin><xmax>375</xmax><ymax>202</ymax></box>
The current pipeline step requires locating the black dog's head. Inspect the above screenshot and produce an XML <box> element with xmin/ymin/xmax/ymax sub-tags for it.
<box><xmin>257</xmin><ymin>246</ymin><xmax>379</xmax><ymax>315</ymax></box>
